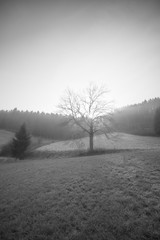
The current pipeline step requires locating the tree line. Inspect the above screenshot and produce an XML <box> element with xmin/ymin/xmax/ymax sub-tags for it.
<box><xmin>0</xmin><ymin>97</ymin><xmax>160</xmax><ymax>141</ymax></box>
<box><xmin>113</xmin><ymin>98</ymin><xmax>160</xmax><ymax>136</ymax></box>
<box><xmin>0</xmin><ymin>109</ymin><xmax>83</xmax><ymax>140</ymax></box>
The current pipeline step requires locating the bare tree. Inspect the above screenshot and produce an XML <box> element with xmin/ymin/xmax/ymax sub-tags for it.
<box><xmin>58</xmin><ymin>83</ymin><xmax>114</xmax><ymax>152</ymax></box>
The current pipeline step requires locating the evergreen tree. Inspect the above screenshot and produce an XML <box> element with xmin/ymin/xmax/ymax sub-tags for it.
<box><xmin>154</xmin><ymin>107</ymin><xmax>160</xmax><ymax>136</ymax></box>
<box><xmin>12</xmin><ymin>123</ymin><xmax>31</xmax><ymax>159</ymax></box>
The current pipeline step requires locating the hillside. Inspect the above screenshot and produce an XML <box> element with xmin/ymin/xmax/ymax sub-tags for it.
<box><xmin>0</xmin><ymin>129</ymin><xmax>53</xmax><ymax>150</ymax></box>
<box><xmin>36</xmin><ymin>133</ymin><xmax>160</xmax><ymax>152</ymax></box>
<box><xmin>113</xmin><ymin>98</ymin><xmax>160</xmax><ymax>135</ymax></box>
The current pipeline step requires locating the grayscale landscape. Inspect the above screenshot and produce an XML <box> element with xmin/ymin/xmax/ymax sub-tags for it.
<box><xmin>0</xmin><ymin>0</ymin><xmax>160</xmax><ymax>239</ymax></box>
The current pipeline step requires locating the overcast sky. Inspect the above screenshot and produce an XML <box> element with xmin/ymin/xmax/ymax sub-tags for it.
<box><xmin>0</xmin><ymin>0</ymin><xmax>160</xmax><ymax>113</ymax></box>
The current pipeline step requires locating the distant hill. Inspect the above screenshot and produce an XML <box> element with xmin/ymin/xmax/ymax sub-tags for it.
<box><xmin>113</xmin><ymin>98</ymin><xmax>160</xmax><ymax>136</ymax></box>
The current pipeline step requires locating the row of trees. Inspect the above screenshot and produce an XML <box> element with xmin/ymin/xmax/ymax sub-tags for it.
<box><xmin>0</xmin><ymin>109</ymin><xmax>83</xmax><ymax>140</ymax></box>
<box><xmin>1</xmin><ymin>98</ymin><xmax>159</xmax><ymax>140</ymax></box>
<box><xmin>113</xmin><ymin>98</ymin><xmax>160</xmax><ymax>136</ymax></box>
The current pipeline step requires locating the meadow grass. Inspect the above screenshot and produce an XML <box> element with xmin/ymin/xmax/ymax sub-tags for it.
<box><xmin>37</xmin><ymin>132</ymin><xmax>160</xmax><ymax>152</ymax></box>
<box><xmin>0</xmin><ymin>149</ymin><xmax>160</xmax><ymax>239</ymax></box>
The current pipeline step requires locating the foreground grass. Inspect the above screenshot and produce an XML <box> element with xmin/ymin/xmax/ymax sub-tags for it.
<box><xmin>0</xmin><ymin>150</ymin><xmax>160</xmax><ymax>240</ymax></box>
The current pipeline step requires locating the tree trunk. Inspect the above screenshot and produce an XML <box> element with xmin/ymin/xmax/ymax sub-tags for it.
<box><xmin>89</xmin><ymin>132</ymin><xmax>93</xmax><ymax>152</ymax></box>
<box><xmin>89</xmin><ymin>123</ymin><xmax>94</xmax><ymax>152</ymax></box>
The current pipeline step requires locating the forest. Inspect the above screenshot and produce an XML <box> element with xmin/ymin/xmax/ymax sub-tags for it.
<box><xmin>113</xmin><ymin>98</ymin><xmax>160</xmax><ymax>136</ymax></box>
<box><xmin>0</xmin><ymin>109</ymin><xmax>82</xmax><ymax>140</ymax></box>
<box><xmin>0</xmin><ymin>97</ymin><xmax>160</xmax><ymax>139</ymax></box>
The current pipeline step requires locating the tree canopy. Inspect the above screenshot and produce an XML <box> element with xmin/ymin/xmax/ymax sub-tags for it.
<box><xmin>58</xmin><ymin>83</ymin><xmax>113</xmax><ymax>151</ymax></box>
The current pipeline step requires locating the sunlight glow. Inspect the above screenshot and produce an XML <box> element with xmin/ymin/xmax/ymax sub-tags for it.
<box><xmin>0</xmin><ymin>0</ymin><xmax>160</xmax><ymax>112</ymax></box>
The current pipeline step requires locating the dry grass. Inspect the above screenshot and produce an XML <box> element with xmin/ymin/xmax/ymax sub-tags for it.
<box><xmin>37</xmin><ymin>133</ymin><xmax>160</xmax><ymax>152</ymax></box>
<box><xmin>30</xmin><ymin>136</ymin><xmax>54</xmax><ymax>150</ymax></box>
<box><xmin>0</xmin><ymin>149</ymin><xmax>160</xmax><ymax>239</ymax></box>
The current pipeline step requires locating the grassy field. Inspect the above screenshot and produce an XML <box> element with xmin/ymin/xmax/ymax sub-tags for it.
<box><xmin>0</xmin><ymin>149</ymin><xmax>160</xmax><ymax>239</ymax></box>
<box><xmin>37</xmin><ymin>133</ymin><xmax>160</xmax><ymax>152</ymax></box>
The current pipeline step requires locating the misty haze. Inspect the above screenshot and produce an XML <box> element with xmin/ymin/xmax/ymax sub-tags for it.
<box><xmin>0</xmin><ymin>0</ymin><xmax>160</xmax><ymax>239</ymax></box>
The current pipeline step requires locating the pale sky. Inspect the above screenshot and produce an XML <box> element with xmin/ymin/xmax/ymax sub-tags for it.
<box><xmin>0</xmin><ymin>0</ymin><xmax>160</xmax><ymax>113</ymax></box>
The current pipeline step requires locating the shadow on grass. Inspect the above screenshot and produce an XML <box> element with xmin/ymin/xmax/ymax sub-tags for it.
<box><xmin>28</xmin><ymin>148</ymin><xmax>133</xmax><ymax>160</ymax></box>
<box><xmin>78</xmin><ymin>148</ymin><xmax>131</xmax><ymax>156</ymax></box>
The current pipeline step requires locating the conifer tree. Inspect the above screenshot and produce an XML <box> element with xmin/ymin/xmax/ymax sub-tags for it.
<box><xmin>12</xmin><ymin>123</ymin><xmax>30</xmax><ymax>159</ymax></box>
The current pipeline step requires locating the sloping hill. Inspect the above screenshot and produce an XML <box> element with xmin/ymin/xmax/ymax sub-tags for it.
<box><xmin>0</xmin><ymin>129</ymin><xmax>53</xmax><ymax>150</ymax></box>
<box><xmin>0</xmin><ymin>130</ymin><xmax>14</xmax><ymax>147</ymax></box>
<box><xmin>36</xmin><ymin>133</ymin><xmax>160</xmax><ymax>152</ymax></box>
